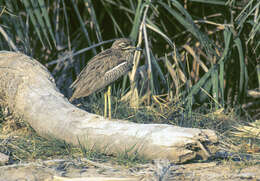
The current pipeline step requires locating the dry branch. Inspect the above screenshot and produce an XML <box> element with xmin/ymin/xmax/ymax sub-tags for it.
<box><xmin>0</xmin><ymin>51</ymin><xmax>218</xmax><ymax>163</ymax></box>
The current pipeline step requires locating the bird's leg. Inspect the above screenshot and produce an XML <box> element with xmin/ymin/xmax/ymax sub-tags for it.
<box><xmin>108</xmin><ymin>85</ymin><xmax>112</xmax><ymax>120</ymax></box>
<box><xmin>104</xmin><ymin>90</ymin><xmax>107</xmax><ymax>118</ymax></box>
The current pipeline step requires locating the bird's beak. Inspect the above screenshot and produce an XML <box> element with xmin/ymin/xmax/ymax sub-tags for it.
<box><xmin>135</xmin><ymin>47</ymin><xmax>142</xmax><ymax>51</ymax></box>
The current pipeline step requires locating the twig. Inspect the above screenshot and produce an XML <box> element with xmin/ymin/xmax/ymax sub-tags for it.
<box><xmin>45</xmin><ymin>39</ymin><xmax>115</xmax><ymax>67</ymax></box>
<box><xmin>0</xmin><ymin>25</ymin><xmax>20</xmax><ymax>52</ymax></box>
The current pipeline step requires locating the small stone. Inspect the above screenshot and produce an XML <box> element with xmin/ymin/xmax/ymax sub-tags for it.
<box><xmin>238</xmin><ymin>172</ymin><xmax>256</xmax><ymax>179</ymax></box>
<box><xmin>0</xmin><ymin>152</ymin><xmax>9</xmax><ymax>165</ymax></box>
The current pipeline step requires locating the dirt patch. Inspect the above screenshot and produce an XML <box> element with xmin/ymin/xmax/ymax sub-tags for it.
<box><xmin>0</xmin><ymin>159</ymin><xmax>259</xmax><ymax>181</ymax></box>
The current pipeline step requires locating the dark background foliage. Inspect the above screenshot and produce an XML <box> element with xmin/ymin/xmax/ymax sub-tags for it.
<box><xmin>0</xmin><ymin>0</ymin><xmax>259</xmax><ymax>118</ymax></box>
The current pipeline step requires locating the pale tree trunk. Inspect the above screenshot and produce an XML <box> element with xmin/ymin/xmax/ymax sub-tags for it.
<box><xmin>0</xmin><ymin>51</ymin><xmax>218</xmax><ymax>163</ymax></box>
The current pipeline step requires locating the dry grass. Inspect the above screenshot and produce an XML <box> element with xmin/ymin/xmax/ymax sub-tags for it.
<box><xmin>1</xmin><ymin>98</ymin><xmax>259</xmax><ymax>167</ymax></box>
<box><xmin>0</xmin><ymin>0</ymin><xmax>259</xmax><ymax>170</ymax></box>
<box><xmin>0</xmin><ymin>106</ymin><xmax>149</xmax><ymax>166</ymax></box>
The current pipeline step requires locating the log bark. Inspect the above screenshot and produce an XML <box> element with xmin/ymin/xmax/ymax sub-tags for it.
<box><xmin>0</xmin><ymin>51</ymin><xmax>218</xmax><ymax>163</ymax></box>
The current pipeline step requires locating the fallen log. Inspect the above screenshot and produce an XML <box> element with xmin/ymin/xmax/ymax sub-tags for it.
<box><xmin>0</xmin><ymin>51</ymin><xmax>218</xmax><ymax>163</ymax></box>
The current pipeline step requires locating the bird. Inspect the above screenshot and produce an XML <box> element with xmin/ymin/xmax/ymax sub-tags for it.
<box><xmin>70</xmin><ymin>38</ymin><xmax>141</xmax><ymax>119</ymax></box>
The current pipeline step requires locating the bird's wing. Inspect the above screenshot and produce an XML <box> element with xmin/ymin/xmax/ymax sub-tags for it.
<box><xmin>87</xmin><ymin>49</ymin><xmax>128</xmax><ymax>70</ymax></box>
<box><xmin>70</xmin><ymin>49</ymin><xmax>114</xmax><ymax>89</ymax></box>
<box><xmin>71</xmin><ymin>49</ymin><xmax>129</xmax><ymax>87</ymax></box>
<box><xmin>104</xmin><ymin>61</ymin><xmax>132</xmax><ymax>84</ymax></box>
<box><xmin>102</xmin><ymin>49</ymin><xmax>133</xmax><ymax>85</ymax></box>
<box><xmin>70</xmin><ymin>49</ymin><xmax>133</xmax><ymax>100</ymax></box>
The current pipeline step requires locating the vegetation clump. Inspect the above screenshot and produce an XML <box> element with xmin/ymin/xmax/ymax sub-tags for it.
<box><xmin>0</xmin><ymin>0</ymin><xmax>259</xmax><ymax>165</ymax></box>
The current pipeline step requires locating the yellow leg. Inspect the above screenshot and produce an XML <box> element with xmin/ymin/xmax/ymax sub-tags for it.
<box><xmin>104</xmin><ymin>90</ymin><xmax>107</xmax><ymax>118</ymax></box>
<box><xmin>108</xmin><ymin>86</ymin><xmax>112</xmax><ymax>120</ymax></box>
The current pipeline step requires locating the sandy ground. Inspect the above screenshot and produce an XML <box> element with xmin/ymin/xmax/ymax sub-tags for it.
<box><xmin>0</xmin><ymin>159</ymin><xmax>259</xmax><ymax>181</ymax></box>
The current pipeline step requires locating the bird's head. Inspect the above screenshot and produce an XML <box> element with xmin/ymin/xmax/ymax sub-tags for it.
<box><xmin>111</xmin><ymin>38</ymin><xmax>142</xmax><ymax>52</ymax></box>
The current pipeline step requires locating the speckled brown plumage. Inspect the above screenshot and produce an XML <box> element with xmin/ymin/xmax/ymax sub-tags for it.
<box><xmin>70</xmin><ymin>38</ymin><xmax>139</xmax><ymax>101</ymax></box>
